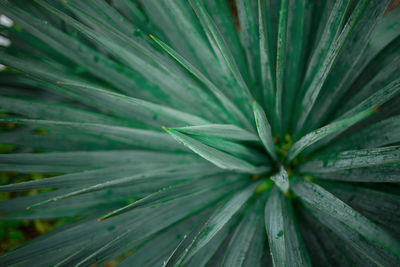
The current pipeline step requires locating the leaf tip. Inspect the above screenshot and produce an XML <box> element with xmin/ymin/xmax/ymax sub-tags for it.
<box><xmin>149</xmin><ymin>34</ymin><xmax>154</xmax><ymax>39</ymax></box>
<box><xmin>161</xmin><ymin>125</ymin><xmax>166</xmax><ymax>130</ymax></box>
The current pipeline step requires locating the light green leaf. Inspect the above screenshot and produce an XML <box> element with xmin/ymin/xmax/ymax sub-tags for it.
<box><xmin>265</xmin><ymin>187</ymin><xmax>311</xmax><ymax>267</ymax></box>
<box><xmin>288</xmin><ymin>108</ymin><xmax>375</xmax><ymax>162</ymax></box>
<box><xmin>300</xmin><ymin>145</ymin><xmax>400</xmax><ymax>173</ymax></box>
<box><xmin>193</xmin><ymin>135</ymin><xmax>270</xmax><ymax>166</ymax></box>
<box><xmin>270</xmin><ymin>166</ymin><xmax>289</xmax><ymax>193</ymax></box>
<box><xmin>253</xmin><ymin>100</ymin><xmax>278</xmax><ymax>161</ymax></box>
<box><xmin>306</xmin><ymin>163</ymin><xmax>400</xmax><ymax>183</ymax></box>
<box><xmin>164</xmin><ymin>128</ymin><xmax>266</xmax><ymax>174</ymax></box>
<box><xmin>172</xmin><ymin>124</ymin><xmax>258</xmax><ymax>141</ymax></box>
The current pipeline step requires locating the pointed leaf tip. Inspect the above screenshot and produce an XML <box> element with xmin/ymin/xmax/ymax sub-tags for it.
<box><xmin>252</xmin><ymin>101</ymin><xmax>278</xmax><ymax>161</ymax></box>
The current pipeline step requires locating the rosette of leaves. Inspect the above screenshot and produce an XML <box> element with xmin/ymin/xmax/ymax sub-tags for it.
<box><xmin>0</xmin><ymin>0</ymin><xmax>399</xmax><ymax>266</ymax></box>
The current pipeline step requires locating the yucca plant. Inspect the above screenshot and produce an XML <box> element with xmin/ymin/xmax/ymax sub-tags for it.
<box><xmin>0</xmin><ymin>0</ymin><xmax>399</xmax><ymax>266</ymax></box>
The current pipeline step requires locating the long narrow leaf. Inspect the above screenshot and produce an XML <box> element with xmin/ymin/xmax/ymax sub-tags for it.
<box><xmin>292</xmin><ymin>177</ymin><xmax>400</xmax><ymax>262</ymax></box>
<box><xmin>171</xmin><ymin>124</ymin><xmax>259</xmax><ymax>142</ymax></box>
<box><xmin>265</xmin><ymin>187</ymin><xmax>311</xmax><ymax>267</ymax></box>
<box><xmin>164</xmin><ymin>128</ymin><xmax>267</xmax><ymax>174</ymax></box>
<box><xmin>288</xmin><ymin>108</ymin><xmax>375</xmax><ymax>162</ymax></box>
<box><xmin>253</xmin><ymin>101</ymin><xmax>278</xmax><ymax>161</ymax></box>
<box><xmin>300</xmin><ymin>145</ymin><xmax>400</xmax><ymax>173</ymax></box>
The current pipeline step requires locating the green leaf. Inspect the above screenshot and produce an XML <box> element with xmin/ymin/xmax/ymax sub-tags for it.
<box><xmin>0</xmin><ymin>96</ymin><xmax>124</xmax><ymax>125</ymax></box>
<box><xmin>56</xmin><ymin>81</ymin><xmax>211</xmax><ymax>127</ymax></box>
<box><xmin>164</xmin><ymin>128</ymin><xmax>266</xmax><ymax>173</ymax></box>
<box><xmin>282</xmin><ymin>0</ymin><xmax>308</xmax><ymax>134</ymax></box>
<box><xmin>0</xmin><ymin>118</ymin><xmax>185</xmax><ymax>152</ymax></box>
<box><xmin>294</xmin><ymin>0</ymin><xmax>380</xmax><ymax>136</ymax></box>
<box><xmin>335</xmin><ymin>7</ymin><xmax>400</xmax><ymax>110</ymax></box>
<box><xmin>149</xmin><ymin>33</ymin><xmax>252</xmax><ymax>130</ymax></box>
<box><xmin>257</xmin><ymin>0</ymin><xmax>277</xmax><ymax>131</ymax></box>
<box><xmin>25</xmin><ymin>164</ymin><xmax>221</xmax><ymax>209</ymax></box>
<box><xmin>0</xmin><ymin>150</ymin><xmax>197</xmax><ymax>173</ymax></box>
<box><xmin>316</xmin><ymin>182</ymin><xmax>400</xmax><ymax>226</ymax></box>
<box><xmin>241</xmin><ymin>214</ymin><xmax>267</xmax><ymax>267</ymax></box>
<box><xmin>274</xmin><ymin>0</ymin><xmax>288</xmax><ymax>135</ymax></box>
<box><xmin>253</xmin><ymin>100</ymin><xmax>278</xmax><ymax>161</ymax></box>
<box><xmin>235</xmin><ymin>0</ymin><xmax>259</xmax><ymax>90</ymax></box>
<box><xmin>324</xmin><ymin>114</ymin><xmax>400</xmax><ymax>153</ymax></box>
<box><xmin>305</xmin><ymin>202</ymin><xmax>400</xmax><ymax>266</ymax></box>
<box><xmin>35</xmin><ymin>0</ymin><xmax>224</xmax><ymax>119</ymax></box>
<box><xmin>300</xmin><ymin>145</ymin><xmax>400</xmax><ymax>173</ymax></box>
<box><xmin>270</xmin><ymin>166</ymin><xmax>289</xmax><ymax>193</ymax></box>
<box><xmin>188</xmin><ymin>0</ymin><xmax>253</xmax><ymax>114</ymax></box>
<box><xmin>8</xmin><ymin>184</ymin><xmax>232</xmax><ymax>266</ymax></box>
<box><xmin>338</xmin><ymin>41</ymin><xmax>400</xmax><ymax>118</ymax></box>
<box><xmin>180</xmin><ymin>182</ymin><xmax>259</xmax><ymax>264</ymax></box>
<box><xmin>287</xmin><ymin>108</ymin><xmax>375</xmax><ymax>162</ymax></box>
<box><xmin>339</xmin><ymin>78</ymin><xmax>400</xmax><ymax>119</ymax></box>
<box><xmin>264</xmin><ymin>187</ymin><xmax>311</xmax><ymax>267</ymax></box>
<box><xmin>163</xmin><ymin>207</ymin><xmax>221</xmax><ymax>267</ymax></box>
<box><xmin>0</xmin><ymin>127</ymin><xmax>128</xmax><ymax>152</ymax></box>
<box><xmin>98</xmin><ymin>174</ymin><xmax>241</xmax><ymax>221</ymax></box>
<box><xmin>306</xmin><ymin>0</ymin><xmax>391</xmax><ymax>129</ymax></box>
<box><xmin>121</xmin><ymin>208</ymin><xmax>212</xmax><ymax>267</ymax></box>
<box><xmin>0</xmin><ymin>2</ymin><xmax>147</xmax><ymax>97</ymax></box>
<box><xmin>183</xmin><ymin>211</ymin><xmax>238</xmax><ymax>266</ymax></box>
<box><xmin>221</xmin><ymin>194</ymin><xmax>265</xmax><ymax>267</ymax></box>
<box><xmin>193</xmin><ymin>135</ymin><xmax>270</xmax><ymax>166</ymax></box>
<box><xmin>303</xmin><ymin>163</ymin><xmax>400</xmax><ymax>183</ymax></box>
<box><xmin>293</xmin><ymin>0</ymin><xmax>351</xmax><ymax>134</ymax></box>
<box><xmin>292</xmin><ymin>178</ymin><xmax>400</xmax><ymax>263</ymax></box>
<box><xmin>138</xmin><ymin>0</ymin><xmax>221</xmax><ymax>82</ymax></box>
<box><xmin>0</xmin><ymin>161</ymin><xmax>219</xmax><ymax>192</ymax></box>
<box><xmin>171</xmin><ymin>124</ymin><xmax>259</xmax><ymax>142</ymax></box>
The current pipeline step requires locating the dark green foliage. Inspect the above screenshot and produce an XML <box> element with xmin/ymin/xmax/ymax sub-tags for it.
<box><xmin>0</xmin><ymin>0</ymin><xmax>399</xmax><ymax>266</ymax></box>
